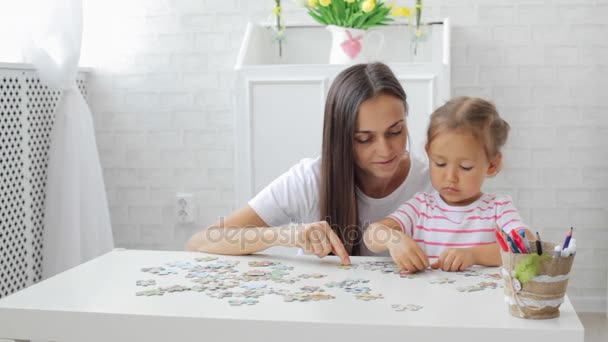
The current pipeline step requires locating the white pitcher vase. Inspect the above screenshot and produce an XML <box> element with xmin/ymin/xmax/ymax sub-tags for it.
<box><xmin>326</xmin><ymin>25</ymin><xmax>384</xmax><ymax>64</ymax></box>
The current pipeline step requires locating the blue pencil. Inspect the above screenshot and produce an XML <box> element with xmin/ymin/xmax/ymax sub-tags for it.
<box><xmin>563</xmin><ymin>227</ymin><xmax>573</xmax><ymax>249</ymax></box>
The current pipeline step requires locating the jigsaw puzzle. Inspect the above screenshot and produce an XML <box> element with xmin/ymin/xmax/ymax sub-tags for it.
<box><xmin>135</xmin><ymin>257</ymin><xmax>503</xmax><ymax>312</ymax></box>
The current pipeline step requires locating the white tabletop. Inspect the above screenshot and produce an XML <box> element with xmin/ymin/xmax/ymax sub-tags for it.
<box><xmin>0</xmin><ymin>249</ymin><xmax>584</xmax><ymax>342</ymax></box>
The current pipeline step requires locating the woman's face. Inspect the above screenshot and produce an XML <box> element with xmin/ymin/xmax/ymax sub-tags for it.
<box><xmin>353</xmin><ymin>94</ymin><xmax>407</xmax><ymax>180</ymax></box>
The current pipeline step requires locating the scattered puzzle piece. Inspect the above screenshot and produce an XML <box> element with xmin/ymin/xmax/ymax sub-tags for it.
<box><xmin>229</xmin><ymin>298</ymin><xmax>259</xmax><ymax>306</ymax></box>
<box><xmin>240</xmin><ymin>282</ymin><xmax>267</xmax><ymax>290</ymax></box>
<box><xmin>195</xmin><ymin>256</ymin><xmax>219</xmax><ymax>262</ymax></box>
<box><xmin>298</xmin><ymin>273</ymin><xmax>327</xmax><ymax>279</ymax></box>
<box><xmin>136</xmin><ymin>289</ymin><xmax>164</xmax><ymax>296</ymax></box>
<box><xmin>137</xmin><ymin>256</ymin><xmax>500</xmax><ymax>309</ymax></box>
<box><xmin>283</xmin><ymin>292</ymin><xmax>335</xmax><ymax>302</ymax></box>
<box><xmin>392</xmin><ymin>304</ymin><xmax>423</xmax><ymax>311</ymax></box>
<box><xmin>456</xmin><ymin>270</ymin><xmax>482</xmax><ymax>277</ymax></box>
<box><xmin>355</xmin><ymin>293</ymin><xmax>384</xmax><ymax>301</ymax></box>
<box><xmin>456</xmin><ymin>285</ymin><xmax>483</xmax><ymax>292</ymax></box>
<box><xmin>337</xmin><ymin>264</ymin><xmax>358</xmax><ymax>270</ymax></box>
<box><xmin>429</xmin><ymin>277</ymin><xmax>455</xmax><ymax>284</ymax></box>
<box><xmin>136</xmin><ymin>279</ymin><xmax>156</xmax><ymax>287</ymax></box>
<box><xmin>482</xmin><ymin>273</ymin><xmax>502</xmax><ymax>280</ymax></box>
<box><xmin>249</xmin><ymin>261</ymin><xmax>281</xmax><ymax>267</ymax></box>
<box><xmin>300</xmin><ymin>286</ymin><xmax>323</xmax><ymax>293</ymax></box>
<box><xmin>159</xmin><ymin>285</ymin><xmax>191</xmax><ymax>293</ymax></box>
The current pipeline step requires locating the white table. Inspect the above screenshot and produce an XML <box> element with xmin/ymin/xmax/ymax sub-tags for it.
<box><xmin>0</xmin><ymin>249</ymin><xmax>584</xmax><ymax>342</ymax></box>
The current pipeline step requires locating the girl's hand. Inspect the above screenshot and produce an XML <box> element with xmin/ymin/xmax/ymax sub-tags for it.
<box><xmin>297</xmin><ymin>221</ymin><xmax>351</xmax><ymax>265</ymax></box>
<box><xmin>431</xmin><ymin>248</ymin><xmax>475</xmax><ymax>271</ymax></box>
<box><xmin>386</xmin><ymin>230</ymin><xmax>429</xmax><ymax>273</ymax></box>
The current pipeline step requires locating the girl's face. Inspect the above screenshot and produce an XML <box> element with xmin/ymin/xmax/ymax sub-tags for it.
<box><xmin>426</xmin><ymin>129</ymin><xmax>500</xmax><ymax>206</ymax></box>
<box><xmin>353</xmin><ymin>94</ymin><xmax>407</xmax><ymax>181</ymax></box>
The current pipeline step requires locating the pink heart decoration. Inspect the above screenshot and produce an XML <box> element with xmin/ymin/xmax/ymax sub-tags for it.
<box><xmin>340</xmin><ymin>30</ymin><xmax>363</xmax><ymax>59</ymax></box>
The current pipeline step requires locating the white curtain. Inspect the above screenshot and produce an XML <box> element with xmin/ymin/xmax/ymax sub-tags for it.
<box><xmin>26</xmin><ymin>0</ymin><xmax>114</xmax><ymax>279</ymax></box>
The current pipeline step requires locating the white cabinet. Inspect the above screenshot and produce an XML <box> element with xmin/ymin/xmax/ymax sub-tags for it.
<box><xmin>234</xmin><ymin>21</ymin><xmax>451</xmax><ymax>207</ymax></box>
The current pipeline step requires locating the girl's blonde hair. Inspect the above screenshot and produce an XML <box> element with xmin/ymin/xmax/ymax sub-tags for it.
<box><xmin>427</xmin><ymin>96</ymin><xmax>510</xmax><ymax>164</ymax></box>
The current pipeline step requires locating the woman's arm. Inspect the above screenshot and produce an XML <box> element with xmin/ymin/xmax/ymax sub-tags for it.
<box><xmin>185</xmin><ymin>205</ymin><xmax>351</xmax><ymax>264</ymax></box>
<box><xmin>185</xmin><ymin>205</ymin><xmax>292</xmax><ymax>255</ymax></box>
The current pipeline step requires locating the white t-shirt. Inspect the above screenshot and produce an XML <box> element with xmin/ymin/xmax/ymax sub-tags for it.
<box><xmin>389</xmin><ymin>192</ymin><xmax>528</xmax><ymax>258</ymax></box>
<box><xmin>248</xmin><ymin>154</ymin><xmax>432</xmax><ymax>256</ymax></box>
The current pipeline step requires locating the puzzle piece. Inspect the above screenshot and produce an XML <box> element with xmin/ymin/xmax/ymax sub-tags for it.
<box><xmin>355</xmin><ymin>293</ymin><xmax>384</xmax><ymax>301</ymax></box>
<box><xmin>392</xmin><ymin>304</ymin><xmax>423</xmax><ymax>312</ymax></box>
<box><xmin>136</xmin><ymin>289</ymin><xmax>164</xmax><ymax>296</ymax></box>
<box><xmin>325</xmin><ymin>279</ymin><xmax>369</xmax><ymax>288</ymax></box>
<box><xmin>229</xmin><ymin>298</ymin><xmax>259</xmax><ymax>306</ymax></box>
<box><xmin>141</xmin><ymin>267</ymin><xmax>178</xmax><ymax>276</ymax></box>
<box><xmin>270</xmin><ymin>264</ymin><xmax>294</xmax><ymax>271</ymax></box>
<box><xmin>298</xmin><ymin>273</ymin><xmax>327</xmax><ymax>279</ymax></box>
<box><xmin>165</xmin><ymin>261</ymin><xmax>197</xmax><ymax>270</ymax></box>
<box><xmin>240</xmin><ymin>282</ymin><xmax>267</xmax><ymax>290</ymax></box>
<box><xmin>283</xmin><ymin>292</ymin><xmax>335</xmax><ymax>302</ymax></box>
<box><xmin>482</xmin><ymin>273</ymin><xmax>502</xmax><ymax>280</ymax></box>
<box><xmin>456</xmin><ymin>285</ymin><xmax>483</xmax><ymax>292</ymax></box>
<box><xmin>249</xmin><ymin>261</ymin><xmax>281</xmax><ymax>267</ymax></box>
<box><xmin>195</xmin><ymin>256</ymin><xmax>219</xmax><ymax>262</ymax></box>
<box><xmin>159</xmin><ymin>285</ymin><xmax>191</xmax><ymax>293</ymax></box>
<box><xmin>299</xmin><ymin>286</ymin><xmax>323</xmax><ymax>293</ymax></box>
<box><xmin>456</xmin><ymin>270</ymin><xmax>481</xmax><ymax>277</ymax></box>
<box><xmin>343</xmin><ymin>286</ymin><xmax>371</xmax><ymax>294</ymax></box>
<box><xmin>478</xmin><ymin>281</ymin><xmax>498</xmax><ymax>289</ymax></box>
<box><xmin>429</xmin><ymin>277</ymin><xmax>455</xmax><ymax>284</ymax></box>
<box><xmin>136</xmin><ymin>279</ymin><xmax>156</xmax><ymax>287</ymax></box>
<box><xmin>337</xmin><ymin>264</ymin><xmax>358</xmax><ymax>270</ymax></box>
<box><xmin>207</xmin><ymin>290</ymin><xmax>234</xmax><ymax>299</ymax></box>
<box><xmin>399</xmin><ymin>272</ymin><xmax>418</xmax><ymax>279</ymax></box>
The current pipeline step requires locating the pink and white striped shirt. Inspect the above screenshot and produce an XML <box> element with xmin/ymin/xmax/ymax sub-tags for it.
<box><xmin>389</xmin><ymin>192</ymin><xmax>527</xmax><ymax>258</ymax></box>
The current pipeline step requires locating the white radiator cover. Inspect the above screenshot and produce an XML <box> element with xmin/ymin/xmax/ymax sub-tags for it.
<box><xmin>0</xmin><ymin>63</ymin><xmax>87</xmax><ymax>298</ymax></box>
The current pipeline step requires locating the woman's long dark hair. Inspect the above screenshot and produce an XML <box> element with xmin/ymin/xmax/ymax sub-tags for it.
<box><xmin>320</xmin><ymin>62</ymin><xmax>408</xmax><ymax>256</ymax></box>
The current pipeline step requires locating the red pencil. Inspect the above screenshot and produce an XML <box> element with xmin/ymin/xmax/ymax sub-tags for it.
<box><xmin>494</xmin><ymin>228</ymin><xmax>509</xmax><ymax>252</ymax></box>
<box><xmin>510</xmin><ymin>229</ymin><xmax>528</xmax><ymax>254</ymax></box>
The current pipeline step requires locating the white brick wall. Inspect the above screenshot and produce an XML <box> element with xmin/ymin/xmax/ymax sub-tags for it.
<box><xmin>84</xmin><ymin>0</ymin><xmax>608</xmax><ymax>312</ymax></box>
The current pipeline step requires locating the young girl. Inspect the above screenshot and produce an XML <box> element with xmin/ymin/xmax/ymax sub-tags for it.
<box><xmin>364</xmin><ymin>97</ymin><xmax>530</xmax><ymax>272</ymax></box>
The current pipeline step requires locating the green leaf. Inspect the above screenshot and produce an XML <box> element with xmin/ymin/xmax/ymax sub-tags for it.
<box><xmin>308</xmin><ymin>9</ymin><xmax>328</xmax><ymax>25</ymax></box>
<box><xmin>306</xmin><ymin>0</ymin><xmax>395</xmax><ymax>29</ymax></box>
<box><xmin>333</xmin><ymin>0</ymin><xmax>346</xmax><ymax>27</ymax></box>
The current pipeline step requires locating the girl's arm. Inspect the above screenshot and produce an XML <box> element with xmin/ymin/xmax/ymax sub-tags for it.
<box><xmin>431</xmin><ymin>243</ymin><xmax>502</xmax><ymax>271</ymax></box>
<box><xmin>469</xmin><ymin>243</ymin><xmax>501</xmax><ymax>266</ymax></box>
<box><xmin>363</xmin><ymin>217</ymin><xmax>402</xmax><ymax>253</ymax></box>
<box><xmin>364</xmin><ymin>217</ymin><xmax>429</xmax><ymax>272</ymax></box>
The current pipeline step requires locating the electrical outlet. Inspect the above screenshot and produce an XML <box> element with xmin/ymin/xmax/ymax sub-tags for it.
<box><xmin>176</xmin><ymin>192</ymin><xmax>194</xmax><ymax>224</ymax></box>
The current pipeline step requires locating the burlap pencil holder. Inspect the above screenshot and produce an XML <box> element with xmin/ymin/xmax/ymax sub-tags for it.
<box><xmin>500</xmin><ymin>241</ymin><xmax>574</xmax><ymax>319</ymax></box>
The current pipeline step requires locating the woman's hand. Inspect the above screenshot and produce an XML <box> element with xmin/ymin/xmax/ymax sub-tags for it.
<box><xmin>386</xmin><ymin>230</ymin><xmax>429</xmax><ymax>273</ymax></box>
<box><xmin>297</xmin><ymin>221</ymin><xmax>351</xmax><ymax>265</ymax></box>
<box><xmin>431</xmin><ymin>248</ymin><xmax>475</xmax><ymax>271</ymax></box>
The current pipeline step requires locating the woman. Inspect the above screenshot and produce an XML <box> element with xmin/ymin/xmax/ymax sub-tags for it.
<box><xmin>186</xmin><ymin>62</ymin><xmax>432</xmax><ymax>265</ymax></box>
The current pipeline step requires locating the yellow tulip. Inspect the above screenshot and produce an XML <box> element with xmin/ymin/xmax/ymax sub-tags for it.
<box><xmin>361</xmin><ymin>0</ymin><xmax>376</xmax><ymax>13</ymax></box>
<box><xmin>308</xmin><ymin>0</ymin><xmax>318</xmax><ymax>7</ymax></box>
<box><xmin>320</xmin><ymin>0</ymin><xmax>332</xmax><ymax>6</ymax></box>
<box><xmin>391</xmin><ymin>6</ymin><xmax>410</xmax><ymax>17</ymax></box>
